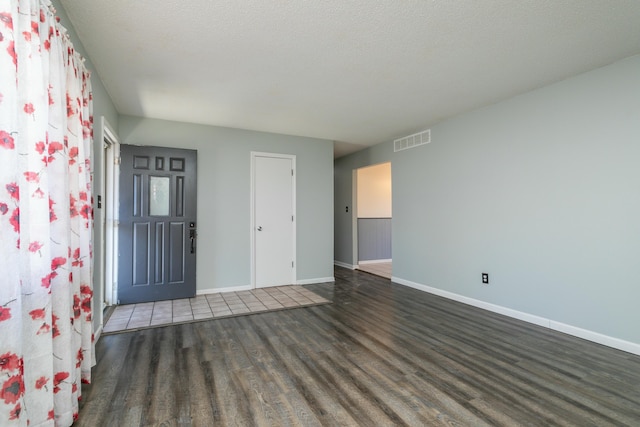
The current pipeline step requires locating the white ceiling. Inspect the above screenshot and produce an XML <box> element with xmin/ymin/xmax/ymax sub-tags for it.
<box><xmin>59</xmin><ymin>0</ymin><xmax>640</xmax><ymax>158</ymax></box>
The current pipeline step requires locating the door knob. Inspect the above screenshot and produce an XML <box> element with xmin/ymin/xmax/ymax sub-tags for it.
<box><xmin>257</xmin><ymin>226</ymin><xmax>263</xmax><ymax>231</ymax></box>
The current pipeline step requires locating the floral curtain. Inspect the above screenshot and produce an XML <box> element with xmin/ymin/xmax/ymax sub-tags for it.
<box><xmin>0</xmin><ymin>0</ymin><xmax>94</xmax><ymax>426</ymax></box>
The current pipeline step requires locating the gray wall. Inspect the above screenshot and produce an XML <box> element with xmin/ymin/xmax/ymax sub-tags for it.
<box><xmin>119</xmin><ymin>116</ymin><xmax>334</xmax><ymax>291</ymax></box>
<box><xmin>335</xmin><ymin>55</ymin><xmax>640</xmax><ymax>345</ymax></box>
<box><xmin>54</xmin><ymin>0</ymin><xmax>119</xmax><ymax>332</ymax></box>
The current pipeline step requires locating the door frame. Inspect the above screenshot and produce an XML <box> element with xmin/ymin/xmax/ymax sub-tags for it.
<box><xmin>250</xmin><ymin>151</ymin><xmax>296</xmax><ymax>289</ymax></box>
<box><xmin>101</xmin><ymin>117</ymin><xmax>120</xmax><ymax>306</ymax></box>
<box><xmin>352</xmin><ymin>168</ymin><xmax>358</xmax><ymax>266</ymax></box>
<box><xmin>353</xmin><ymin>162</ymin><xmax>392</xmax><ymax>267</ymax></box>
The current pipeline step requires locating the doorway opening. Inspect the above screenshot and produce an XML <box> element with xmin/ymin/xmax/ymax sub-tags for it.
<box><xmin>353</xmin><ymin>162</ymin><xmax>392</xmax><ymax>279</ymax></box>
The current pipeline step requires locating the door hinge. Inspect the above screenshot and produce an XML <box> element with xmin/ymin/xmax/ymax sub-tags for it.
<box><xmin>115</xmin><ymin>156</ymin><xmax>121</xmax><ymax>165</ymax></box>
<box><xmin>292</xmin><ymin>261</ymin><xmax>294</xmax><ymax>268</ymax></box>
<box><xmin>291</xmin><ymin>169</ymin><xmax>294</xmax><ymax>176</ymax></box>
<box><xmin>292</xmin><ymin>215</ymin><xmax>294</xmax><ymax>222</ymax></box>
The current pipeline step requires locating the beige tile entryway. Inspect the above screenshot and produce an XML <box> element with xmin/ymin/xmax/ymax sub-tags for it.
<box><xmin>103</xmin><ymin>285</ymin><xmax>330</xmax><ymax>334</ymax></box>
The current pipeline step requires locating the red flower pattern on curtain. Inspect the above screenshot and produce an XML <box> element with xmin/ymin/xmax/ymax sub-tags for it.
<box><xmin>0</xmin><ymin>1</ymin><xmax>95</xmax><ymax>426</ymax></box>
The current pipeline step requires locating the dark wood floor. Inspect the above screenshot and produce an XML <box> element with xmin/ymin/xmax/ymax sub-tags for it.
<box><xmin>77</xmin><ymin>268</ymin><xmax>640</xmax><ymax>426</ymax></box>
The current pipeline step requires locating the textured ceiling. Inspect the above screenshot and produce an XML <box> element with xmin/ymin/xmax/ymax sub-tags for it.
<box><xmin>59</xmin><ymin>0</ymin><xmax>640</xmax><ymax>157</ymax></box>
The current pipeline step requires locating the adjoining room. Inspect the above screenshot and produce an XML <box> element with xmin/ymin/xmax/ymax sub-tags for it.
<box><xmin>356</xmin><ymin>162</ymin><xmax>392</xmax><ymax>279</ymax></box>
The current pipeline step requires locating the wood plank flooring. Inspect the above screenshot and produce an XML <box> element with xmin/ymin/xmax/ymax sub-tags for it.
<box><xmin>77</xmin><ymin>267</ymin><xmax>640</xmax><ymax>426</ymax></box>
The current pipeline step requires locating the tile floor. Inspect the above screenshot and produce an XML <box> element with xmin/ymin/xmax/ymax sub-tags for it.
<box><xmin>357</xmin><ymin>261</ymin><xmax>392</xmax><ymax>279</ymax></box>
<box><xmin>103</xmin><ymin>285</ymin><xmax>330</xmax><ymax>334</ymax></box>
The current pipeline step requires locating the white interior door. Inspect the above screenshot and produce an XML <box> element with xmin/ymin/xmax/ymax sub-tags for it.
<box><xmin>252</xmin><ymin>153</ymin><xmax>296</xmax><ymax>288</ymax></box>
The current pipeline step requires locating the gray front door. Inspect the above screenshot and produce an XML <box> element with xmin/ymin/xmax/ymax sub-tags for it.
<box><xmin>118</xmin><ymin>144</ymin><xmax>197</xmax><ymax>304</ymax></box>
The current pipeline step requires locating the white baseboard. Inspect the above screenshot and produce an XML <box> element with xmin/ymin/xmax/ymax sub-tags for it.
<box><xmin>334</xmin><ymin>260</ymin><xmax>356</xmax><ymax>270</ymax></box>
<box><xmin>196</xmin><ymin>278</ymin><xmax>335</xmax><ymax>295</ymax></box>
<box><xmin>358</xmin><ymin>259</ymin><xmax>392</xmax><ymax>265</ymax></box>
<box><xmin>297</xmin><ymin>277</ymin><xmax>335</xmax><ymax>285</ymax></box>
<box><xmin>197</xmin><ymin>284</ymin><xmax>252</xmax><ymax>295</ymax></box>
<box><xmin>391</xmin><ymin>276</ymin><xmax>640</xmax><ymax>356</ymax></box>
<box><xmin>549</xmin><ymin>321</ymin><xmax>640</xmax><ymax>356</ymax></box>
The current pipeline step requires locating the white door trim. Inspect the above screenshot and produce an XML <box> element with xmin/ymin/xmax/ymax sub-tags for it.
<box><xmin>250</xmin><ymin>152</ymin><xmax>296</xmax><ymax>289</ymax></box>
<box><xmin>352</xmin><ymin>168</ymin><xmax>358</xmax><ymax>267</ymax></box>
<box><xmin>101</xmin><ymin>117</ymin><xmax>120</xmax><ymax>307</ymax></box>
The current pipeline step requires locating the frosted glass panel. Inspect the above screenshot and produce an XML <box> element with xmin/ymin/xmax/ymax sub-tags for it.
<box><xmin>150</xmin><ymin>176</ymin><xmax>170</xmax><ymax>216</ymax></box>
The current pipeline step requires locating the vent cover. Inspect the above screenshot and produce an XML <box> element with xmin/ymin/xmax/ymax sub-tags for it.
<box><xmin>394</xmin><ymin>129</ymin><xmax>430</xmax><ymax>152</ymax></box>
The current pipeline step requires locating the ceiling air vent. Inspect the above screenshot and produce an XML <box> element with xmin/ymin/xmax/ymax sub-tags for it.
<box><xmin>394</xmin><ymin>129</ymin><xmax>430</xmax><ymax>152</ymax></box>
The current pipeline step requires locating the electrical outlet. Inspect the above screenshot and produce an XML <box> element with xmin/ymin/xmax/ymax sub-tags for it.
<box><xmin>482</xmin><ymin>273</ymin><xmax>489</xmax><ymax>284</ymax></box>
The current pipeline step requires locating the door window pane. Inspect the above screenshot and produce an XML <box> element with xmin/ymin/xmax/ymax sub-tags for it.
<box><xmin>150</xmin><ymin>176</ymin><xmax>170</xmax><ymax>216</ymax></box>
